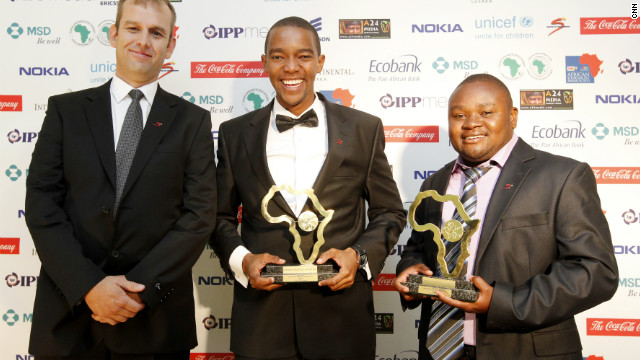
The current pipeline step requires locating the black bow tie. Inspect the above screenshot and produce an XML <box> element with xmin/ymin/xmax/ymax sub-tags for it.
<box><xmin>275</xmin><ymin>109</ymin><xmax>319</xmax><ymax>132</ymax></box>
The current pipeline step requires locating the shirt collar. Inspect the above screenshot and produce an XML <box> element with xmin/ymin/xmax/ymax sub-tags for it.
<box><xmin>110</xmin><ymin>75</ymin><xmax>159</xmax><ymax>105</ymax></box>
<box><xmin>452</xmin><ymin>133</ymin><xmax>520</xmax><ymax>173</ymax></box>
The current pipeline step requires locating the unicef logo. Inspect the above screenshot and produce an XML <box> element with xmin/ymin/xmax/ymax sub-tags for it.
<box><xmin>432</xmin><ymin>57</ymin><xmax>449</xmax><ymax>74</ymax></box>
<box><xmin>622</xmin><ymin>209</ymin><xmax>638</xmax><ymax>225</ymax></box>
<box><xmin>2</xmin><ymin>309</ymin><xmax>19</xmax><ymax>326</ymax></box>
<box><xmin>7</xmin><ymin>129</ymin><xmax>21</xmax><ymax>143</ymax></box>
<box><xmin>380</xmin><ymin>94</ymin><xmax>394</xmax><ymax>108</ymax></box>
<box><xmin>181</xmin><ymin>92</ymin><xmax>196</xmax><ymax>103</ymax></box>
<box><xmin>5</xmin><ymin>273</ymin><xmax>19</xmax><ymax>287</ymax></box>
<box><xmin>591</xmin><ymin>123</ymin><xmax>609</xmax><ymax>140</ymax></box>
<box><xmin>5</xmin><ymin>165</ymin><xmax>23</xmax><ymax>181</ymax></box>
<box><xmin>203</xmin><ymin>25</ymin><xmax>217</xmax><ymax>39</ymax></box>
<box><xmin>520</xmin><ymin>16</ymin><xmax>533</xmax><ymax>27</ymax></box>
<box><xmin>7</xmin><ymin>22</ymin><xmax>24</xmax><ymax>39</ymax></box>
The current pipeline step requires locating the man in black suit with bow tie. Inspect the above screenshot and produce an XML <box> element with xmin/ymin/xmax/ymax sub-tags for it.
<box><xmin>213</xmin><ymin>16</ymin><xmax>405</xmax><ymax>360</ymax></box>
<box><xmin>25</xmin><ymin>1</ymin><xmax>216</xmax><ymax>358</ymax></box>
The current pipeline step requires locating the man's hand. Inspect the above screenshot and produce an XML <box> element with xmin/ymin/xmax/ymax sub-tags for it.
<box><xmin>242</xmin><ymin>252</ymin><xmax>285</xmax><ymax>291</ymax></box>
<box><xmin>317</xmin><ymin>248</ymin><xmax>358</xmax><ymax>291</ymax></box>
<box><xmin>436</xmin><ymin>275</ymin><xmax>493</xmax><ymax>314</ymax></box>
<box><xmin>392</xmin><ymin>264</ymin><xmax>433</xmax><ymax>302</ymax></box>
<box><xmin>84</xmin><ymin>275</ymin><xmax>145</xmax><ymax>325</ymax></box>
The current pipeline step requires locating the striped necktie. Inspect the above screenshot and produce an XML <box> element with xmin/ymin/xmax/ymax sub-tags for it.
<box><xmin>427</xmin><ymin>166</ymin><xmax>491</xmax><ymax>360</ymax></box>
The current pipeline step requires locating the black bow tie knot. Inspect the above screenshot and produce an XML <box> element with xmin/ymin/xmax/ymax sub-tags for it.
<box><xmin>275</xmin><ymin>109</ymin><xmax>319</xmax><ymax>132</ymax></box>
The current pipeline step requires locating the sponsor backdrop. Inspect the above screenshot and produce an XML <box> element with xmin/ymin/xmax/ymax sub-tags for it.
<box><xmin>1</xmin><ymin>0</ymin><xmax>638</xmax><ymax>359</ymax></box>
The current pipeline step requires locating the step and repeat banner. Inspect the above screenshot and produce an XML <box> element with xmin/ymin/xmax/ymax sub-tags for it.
<box><xmin>1</xmin><ymin>0</ymin><xmax>639</xmax><ymax>359</ymax></box>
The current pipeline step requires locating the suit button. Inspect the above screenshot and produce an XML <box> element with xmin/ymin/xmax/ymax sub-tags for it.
<box><xmin>102</xmin><ymin>207</ymin><xmax>111</xmax><ymax>214</ymax></box>
<box><xmin>111</xmin><ymin>250</ymin><xmax>120</xmax><ymax>258</ymax></box>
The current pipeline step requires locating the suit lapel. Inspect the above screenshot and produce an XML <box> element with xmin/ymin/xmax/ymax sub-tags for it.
<box><xmin>311</xmin><ymin>94</ymin><xmax>349</xmax><ymax>193</ymax></box>
<box><xmin>475</xmin><ymin>139</ymin><xmax>535</xmax><ymax>263</ymax></box>
<box><xmin>85</xmin><ymin>81</ymin><xmax>116</xmax><ymax>189</ymax></box>
<box><xmin>243</xmin><ymin>101</ymin><xmax>295</xmax><ymax>218</ymax></box>
<box><xmin>121</xmin><ymin>86</ymin><xmax>176</xmax><ymax>199</ymax></box>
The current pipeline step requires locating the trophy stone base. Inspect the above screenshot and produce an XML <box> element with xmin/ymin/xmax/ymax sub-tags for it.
<box><xmin>402</xmin><ymin>274</ymin><xmax>479</xmax><ymax>303</ymax></box>
<box><xmin>262</xmin><ymin>263</ymin><xmax>339</xmax><ymax>284</ymax></box>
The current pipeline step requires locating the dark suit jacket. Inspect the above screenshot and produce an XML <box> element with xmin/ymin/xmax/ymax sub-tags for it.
<box><xmin>25</xmin><ymin>81</ymin><xmax>217</xmax><ymax>356</ymax></box>
<box><xmin>213</xmin><ymin>93</ymin><xmax>406</xmax><ymax>359</ymax></box>
<box><xmin>397</xmin><ymin>139</ymin><xmax>618</xmax><ymax>360</ymax></box>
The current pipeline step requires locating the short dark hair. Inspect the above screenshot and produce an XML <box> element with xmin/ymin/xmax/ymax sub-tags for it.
<box><xmin>454</xmin><ymin>73</ymin><xmax>513</xmax><ymax>108</ymax></box>
<box><xmin>264</xmin><ymin>16</ymin><xmax>321</xmax><ymax>55</ymax></box>
<box><xmin>115</xmin><ymin>0</ymin><xmax>176</xmax><ymax>42</ymax></box>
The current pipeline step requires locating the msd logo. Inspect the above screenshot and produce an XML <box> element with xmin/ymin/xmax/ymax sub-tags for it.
<box><xmin>372</xmin><ymin>273</ymin><xmax>396</xmax><ymax>291</ymax></box>
<box><xmin>0</xmin><ymin>95</ymin><xmax>22</xmax><ymax>111</ymax></box>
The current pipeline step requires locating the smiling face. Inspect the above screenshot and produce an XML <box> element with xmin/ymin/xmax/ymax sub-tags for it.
<box><xmin>109</xmin><ymin>0</ymin><xmax>176</xmax><ymax>88</ymax></box>
<box><xmin>448</xmin><ymin>80</ymin><xmax>518</xmax><ymax>166</ymax></box>
<box><xmin>261</xmin><ymin>26</ymin><xmax>325</xmax><ymax>116</ymax></box>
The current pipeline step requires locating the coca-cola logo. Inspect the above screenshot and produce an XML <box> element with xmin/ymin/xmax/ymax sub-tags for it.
<box><xmin>190</xmin><ymin>353</ymin><xmax>235</xmax><ymax>360</ymax></box>
<box><xmin>191</xmin><ymin>61</ymin><xmax>268</xmax><ymax>78</ymax></box>
<box><xmin>0</xmin><ymin>95</ymin><xmax>22</xmax><ymax>111</ymax></box>
<box><xmin>587</xmin><ymin>318</ymin><xmax>640</xmax><ymax>336</ymax></box>
<box><xmin>0</xmin><ymin>238</ymin><xmax>20</xmax><ymax>255</ymax></box>
<box><xmin>372</xmin><ymin>273</ymin><xmax>396</xmax><ymax>291</ymax></box>
<box><xmin>580</xmin><ymin>17</ymin><xmax>640</xmax><ymax>34</ymax></box>
<box><xmin>383</xmin><ymin>126</ymin><xmax>439</xmax><ymax>143</ymax></box>
<box><xmin>591</xmin><ymin>167</ymin><xmax>640</xmax><ymax>184</ymax></box>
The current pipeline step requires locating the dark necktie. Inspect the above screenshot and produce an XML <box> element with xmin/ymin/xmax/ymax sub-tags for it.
<box><xmin>427</xmin><ymin>166</ymin><xmax>492</xmax><ymax>360</ymax></box>
<box><xmin>275</xmin><ymin>109</ymin><xmax>318</xmax><ymax>132</ymax></box>
<box><xmin>114</xmin><ymin>89</ymin><xmax>144</xmax><ymax>218</ymax></box>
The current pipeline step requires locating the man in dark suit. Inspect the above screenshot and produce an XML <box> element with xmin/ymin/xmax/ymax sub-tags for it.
<box><xmin>212</xmin><ymin>17</ymin><xmax>405</xmax><ymax>360</ymax></box>
<box><xmin>25</xmin><ymin>1</ymin><xmax>216</xmax><ymax>358</ymax></box>
<box><xmin>393</xmin><ymin>74</ymin><xmax>618</xmax><ymax>360</ymax></box>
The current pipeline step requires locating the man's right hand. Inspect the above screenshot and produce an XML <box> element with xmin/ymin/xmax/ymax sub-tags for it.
<box><xmin>392</xmin><ymin>264</ymin><xmax>433</xmax><ymax>302</ymax></box>
<box><xmin>242</xmin><ymin>253</ymin><xmax>285</xmax><ymax>291</ymax></box>
<box><xmin>84</xmin><ymin>275</ymin><xmax>146</xmax><ymax>325</ymax></box>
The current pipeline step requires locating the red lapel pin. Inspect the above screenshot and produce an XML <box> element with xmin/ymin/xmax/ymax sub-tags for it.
<box><xmin>336</xmin><ymin>139</ymin><xmax>343</xmax><ymax>144</ymax></box>
<box><xmin>152</xmin><ymin>122</ymin><xmax>163</xmax><ymax>127</ymax></box>
<box><xmin>502</xmin><ymin>183</ymin><xmax>513</xmax><ymax>190</ymax></box>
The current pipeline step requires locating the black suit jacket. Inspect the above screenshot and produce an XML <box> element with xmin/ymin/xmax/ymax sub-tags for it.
<box><xmin>397</xmin><ymin>139</ymin><xmax>618</xmax><ymax>360</ymax></box>
<box><xmin>25</xmin><ymin>81</ymin><xmax>217</xmax><ymax>356</ymax></box>
<box><xmin>213</xmin><ymin>94</ymin><xmax>406</xmax><ymax>359</ymax></box>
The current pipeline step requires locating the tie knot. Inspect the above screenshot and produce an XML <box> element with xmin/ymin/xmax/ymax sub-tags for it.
<box><xmin>275</xmin><ymin>109</ymin><xmax>319</xmax><ymax>132</ymax></box>
<box><xmin>129</xmin><ymin>89</ymin><xmax>144</xmax><ymax>102</ymax></box>
<box><xmin>462</xmin><ymin>166</ymin><xmax>492</xmax><ymax>183</ymax></box>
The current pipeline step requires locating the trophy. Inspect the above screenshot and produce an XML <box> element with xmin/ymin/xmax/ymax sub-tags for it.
<box><xmin>401</xmin><ymin>190</ymin><xmax>480</xmax><ymax>302</ymax></box>
<box><xmin>260</xmin><ymin>184</ymin><xmax>339</xmax><ymax>283</ymax></box>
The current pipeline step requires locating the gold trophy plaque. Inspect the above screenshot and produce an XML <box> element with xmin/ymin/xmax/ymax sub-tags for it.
<box><xmin>260</xmin><ymin>184</ymin><xmax>338</xmax><ymax>283</ymax></box>
<box><xmin>402</xmin><ymin>190</ymin><xmax>480</xmax><ymax>302</ymax></box>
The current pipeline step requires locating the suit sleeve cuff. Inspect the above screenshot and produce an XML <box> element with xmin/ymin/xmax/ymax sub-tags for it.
<box><xmin>230</xmin><ymin>246</ymin><xmax>250</xmax><ymax>288</ymax></box>
<box><xmin>363</xmin><ymin>263</ymin><xmax>372</xmax><ymax>280</ymax></box>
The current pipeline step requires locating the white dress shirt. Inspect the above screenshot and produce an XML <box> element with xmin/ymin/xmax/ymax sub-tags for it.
<box><xmin>109</xmin><ymin>75</ymin><xmax>158</xmax><ymax>149</ymax></box>
<box><xmin>442</xmin><ymin>134</ymin><xmax>519</xmax><ymax>346</ymax></box>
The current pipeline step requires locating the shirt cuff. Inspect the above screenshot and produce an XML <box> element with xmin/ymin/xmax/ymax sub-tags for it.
<box><xmin>363</xmin><ymin>263</ymin><xmax>372</xmax><ymax>280</ymax></box>
<box><xmin>229</xmin><ymin>246</ymin><xmax>251</xmax><ymax>288</ymax></box>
